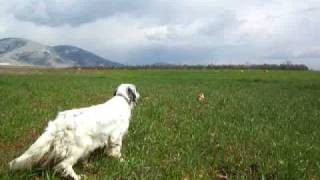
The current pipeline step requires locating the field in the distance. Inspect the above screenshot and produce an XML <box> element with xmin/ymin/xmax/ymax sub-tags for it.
<box><xmin>0</xmin><ymin>68</ymin><xmax>319</xmax><ymax>179</ymax></box>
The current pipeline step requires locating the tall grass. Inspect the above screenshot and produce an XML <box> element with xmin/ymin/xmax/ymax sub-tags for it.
<box><xmin>0</xmin><ymin>69</ymin><xmax>319</xmax><ymax>179</ymax></box>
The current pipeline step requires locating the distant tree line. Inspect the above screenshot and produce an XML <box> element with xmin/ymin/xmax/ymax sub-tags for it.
<box><xmin>71</xmin><ymin>63</ymin><xmax>309</xmax><ymax>70</ymax></box>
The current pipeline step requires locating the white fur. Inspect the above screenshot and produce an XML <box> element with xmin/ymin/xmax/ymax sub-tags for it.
<box><xmin>9</xmin><ymin>84</ymin><xmax>139</xmax><ymax>180</ymax></box>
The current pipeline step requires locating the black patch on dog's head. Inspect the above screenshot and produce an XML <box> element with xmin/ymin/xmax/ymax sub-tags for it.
<box><xmin>127</xmin><ymin>87</ymin><xmax>136</xmax><ymax>103</ymax></box>
<box><xmin>113</xmin><ymin>88</ymin><xmax>118</xmax><ymax>96</ymax></box>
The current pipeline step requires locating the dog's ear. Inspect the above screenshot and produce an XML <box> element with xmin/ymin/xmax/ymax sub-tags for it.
<box><xmin>113</xmin><ymin>88</ymin><xmax>118</xmax><ymax>96</ymax></box>
<box><xmin>127</xmin><ymin>87</ymin><xmax>136</xmax><ymax>103</ymax></box>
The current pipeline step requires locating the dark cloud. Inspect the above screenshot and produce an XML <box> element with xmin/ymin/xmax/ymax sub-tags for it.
<box><xmin>14</xmin><ymin>0</ymin><xmax>150</xmax><ymax>26</ymax></box>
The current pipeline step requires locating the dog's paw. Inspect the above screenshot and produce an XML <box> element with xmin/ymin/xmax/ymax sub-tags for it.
<box><xmin>108</xmin><ymin>150</ymin><xmax>122</xmax><ymax>159</ymax></box>
<box><xmin>119</xmin><ymin>157</ymin><xmax>125</xmax><ymax>162</ymax></box>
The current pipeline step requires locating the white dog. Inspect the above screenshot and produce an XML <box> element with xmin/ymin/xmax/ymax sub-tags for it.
<box><xmin>9</xmin><ymin>83</ymin><xmax>140</xmax><ymax>180</ymax></box>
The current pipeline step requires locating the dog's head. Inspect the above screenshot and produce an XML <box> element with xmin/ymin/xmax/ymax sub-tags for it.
<box><xmin>114</xmin><ymin>84</ymin><xmax>140</xmax><ymax>106</ymax></box>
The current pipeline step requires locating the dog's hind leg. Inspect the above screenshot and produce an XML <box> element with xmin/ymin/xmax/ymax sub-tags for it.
<box><xmin>54</xmin><ymin>150</ymin><xmax>84</xmax><ymax>180</ymax></box>
<box><xmin>54</xmin><ymin>158</ymin><xmax>80</xmax><ymax>180</ymax></box>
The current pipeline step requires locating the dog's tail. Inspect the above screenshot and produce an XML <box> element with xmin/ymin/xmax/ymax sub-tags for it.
<box><xmin>9</xmin><ymin>122</ymin><xmax>55</xmax><ymax>171</ymax></box>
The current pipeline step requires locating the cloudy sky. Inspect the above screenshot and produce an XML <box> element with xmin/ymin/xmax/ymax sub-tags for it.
<box><xmin>0</xmin><ymin>0</ymin><xmax>319</xmax><ymax>69</ymax></box>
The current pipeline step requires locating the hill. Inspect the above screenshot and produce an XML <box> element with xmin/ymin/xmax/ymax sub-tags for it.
<box><xmin>0</xmin><ymin>38</ymin><xmax>122</xmax><ymax>67</ymax></box>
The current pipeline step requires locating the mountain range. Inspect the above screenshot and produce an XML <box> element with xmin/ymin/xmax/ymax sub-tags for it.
<box><xmin>0</xmin><ymin>38</ymin><xmax>122</xmax><ymax>67</ymax></box>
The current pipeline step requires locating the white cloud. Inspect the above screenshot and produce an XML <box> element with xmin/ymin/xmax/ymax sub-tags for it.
<box><xmin>0</xmin><ymin>0</ymin><xmax>319</xmax><ymax>69</ymax></box>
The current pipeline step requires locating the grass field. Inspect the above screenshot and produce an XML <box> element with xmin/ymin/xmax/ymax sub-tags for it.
<box><xmin>0</xmin><ymin>68</ymin><xmax>319</xmax><ymax>179</ymax></box>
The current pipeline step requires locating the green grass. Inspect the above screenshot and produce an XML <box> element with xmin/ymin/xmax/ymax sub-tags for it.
<box><xmin>0</xmin><ymin>69</ymin><xmax>319</xmax><ymax>179</ymax></box>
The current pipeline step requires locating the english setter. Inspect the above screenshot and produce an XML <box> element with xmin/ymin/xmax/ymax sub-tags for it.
<box><xmin>9</xmin><ymin>83</ymin><xmax>140</xmax><ymax>180</ymax></box>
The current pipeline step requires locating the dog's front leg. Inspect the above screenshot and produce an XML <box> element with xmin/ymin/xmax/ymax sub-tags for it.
<box><xmin>107</xmin><ymin>131</ymin><xmax>124</xmax><ymax>161</ymax></box>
